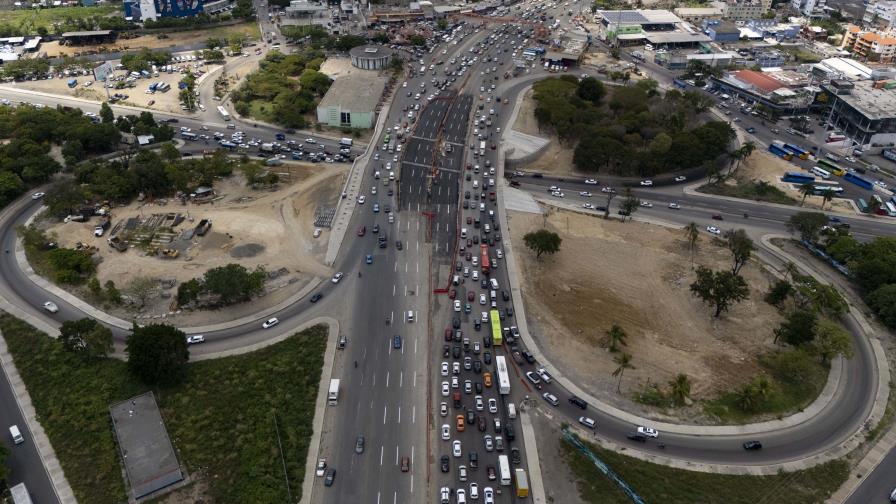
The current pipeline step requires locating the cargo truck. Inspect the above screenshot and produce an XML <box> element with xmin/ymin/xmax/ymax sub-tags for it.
<box><xmin>515</xmin><ymin>468</ymin><xmax>529</xmax><ymax>498</ymax></box>
<box><xmin>328</xmin><ymin>379</ymin><xmax>340</xmax><ymax>405</ymax></box>
<box><xmin>260</xmin><ymin>143</ymin><xmax>275</xmax><ymax>153</ymax></box>
<box><xmin>10</xmin><ymin>483</ymin><xmax>33</xmax><ymax>504</ymax></box>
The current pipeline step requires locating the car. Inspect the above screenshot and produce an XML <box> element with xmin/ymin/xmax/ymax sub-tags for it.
<box><xmin>486</xmin><ymin>466</ymin><xmax>496</xmax><ymax>480</ymax></box>
<box><xmin>358</xmin><ymin>195</ymin><xmax>366</xmax><ymax>204</ymax></box>
<box><xmin>304</xmin><ymin>138</ymin><xmax>316</xmax><ymax>144</ymax></box>
<box><xmin>454</xmin><ymin>300</ymin><xmax>462</xmax><ymax>312</ymax></box>
<box><xmin>674</xmin><ymin>175</ymin><xmax>687</xmax><ymax>182</ymax></box>
<box><xmin>453</xmin><ymin>440</ymin><xmax>462</xmax><ymax>457</ymax></box>
<box><xmin>711</xmin><ymin>214</ymin><xmax>723</xmax><ymax>220</ymax></box>
<box><xmin>42</xmin><ymin>301</ymin><xmax>59</xmax><ymax>313</ymax></box>
<box><xmin>449</xmin><ymin>289</ymin><xmax>457</xmax><ymax>300</ymax></box>
<box><xmin>262</xmin><ymin>317</ymin><xmax>280</xmax><ymax>329</ymax></box>
<box><xmin>373</xmin><ymin>203</ymin><xmax>380</xmax><ymax>213</ymax></box>
<box><xmin>668</xmin><ymin>202</ymin><xmax>681</xmax><ymax>209</ymax></box>
<box><xmin>484</xmin><ymin>486</ymin><xmax>494</xmax><ymax>504</ymax></box>
<box><xmin>627</xmin><ymin>433</ymin><xmax>647</xmax><ymax>442</ymax></box>
<box><xmin>457</xmin><ymin>489</ymin><xmax>467</xmax><ymax>503</ymax></box>
<box><xmin>324</xmin><ymin>469</ymin><xmax>336</xmax><ymax>486</ymax></box>
<box><xmin>310</xmin><ymin>293</ymin><xmax>323</xmax><ymax>303</ymax></box>
<box><xmin>706</xmin><ymin>226</ymin><xmax>721</xmax><ymax>235</ymax></box>
<box><xmin>355</xmin><ymin>436</ymin><xmax>365</xmax><ymax>453</ymax></box>
<box><xmin>401</xmin><ymin>456</ymin><xmax>410</xmax><ymax>472</ymax></box>
<box><xmin>442</xmin><ymin>424</ymin><xmax>451</xmax><ymax>440</ymax></box>
<box><xmin>186</xmin><ymin>334</ymin><xmax>205</xmax><ymax>344</ymax></box>
<box><xmin>366</xmin><ymin>254</ymin><xmax>373</xmax><ymax>264</ymax></box>
<box><xmin>637</xmin><ymin>426</ymin><xmax>659</xmax><ymax>438</ymax></box>
<box><xmin>396</xmin><ymin>241</ymin><xmax>403</xmax><ymax>250</ymax></box>
<box><xmin>640</xmin><ymin>180</ymin><xmax>653</xmax><ymax>186</ymax></box>
<box><xmin>542</xmin><ymin>392</ymin><xmax>559</xmax><ymax>406</ymax></box>
<box><xmin>578</xmin><ymin>416</ymin><xmax>596</xmax><ymax>429</ymax></box>
<box><xmin>743</xmin><ymin>440</ymin><xmax>763</xmax><ymax>450</ymax></box>
<box><xmin>316</xmin><ymin>458</ymin><xmax>327</xmax><ymax>477</ymax></box>
<box><xmin>31</xmin><ymin>192</ymin><xmax>45</xmax><ymax>200</ymax></box>
<box><xmin>746</xmin><ymin>127</ymin><xmax>756</xmax><ymax>134</ymax></box>
<box><xmin>475</xmin><ymin>395</ymin><xmax>484</xmax><ymax>411</ymax></box>
<box><xmin>393</xmin><ymin>335</ymin><xmax>402</xmax><ymax>349</ymax></box>
<box><xmin>525</xmin><ymin>371</ymin><xmax>540</xmax><ymax>384</ymax></box>
<box><xmin>536</xmin><ymin>367</ymin><xmax>553</xmax><ymax>383</ymax></box>
<box><xmin>458</xmin><ymin>464</ymin><xmax>468</xmax><ymax>482</ymax></box>
<box><xmin>582</xmin><ymin>203</ymin><xmax>594</xmax><ymax>210</ymax></box>
<box><xmin>442</xmin><ymin>381</ymin><xmax>450</xmax><ymax>396</ymax></box>
<box><xmin>584</xmin><ymin>178</ymin><xmax>598</xmax><ymax>185</ymax></box>
<box><xmin>470</xmin><ymin>482</ymin><xmax>479</xmax><ymax>500</ymax></box>
<box><xmin>484</xmin><ymin>434</ymin><xmax>494</xmax><ymax>451</ymax></box>
<box><xmin>356</xmin><ymin>226</ymin><xmax>366</xmax><ymax>237</ymax></box>
<box><xmin>601</xmin><ymin>186</ymin><xmax>616</xmax><ymax>193</ymax></box>
<box><xmin>331</xmin><ymin>272</ymin><xmax>344</xmax><ymax>284</ymax></box>
<box><xmin>579</xmin><ymin>191</ymin><xmax>592</xmax><ymax>197</ymax></box>
<box><xmin>441</xmin><ymin>362</ymin><xmax>450</xmax><ymax>376</ymax></box>
<box><xmin>441</xmin><ymin>455</ymin><xmax>450</xmax><ymax>473</ymax></box>
<box><xmin>488</xmin><ymin>398</ymin><xmax>498</xmax><ymax>413</ymax></box>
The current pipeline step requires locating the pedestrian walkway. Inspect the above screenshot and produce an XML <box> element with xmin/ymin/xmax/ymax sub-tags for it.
<box><xmin>828</xmin><ymin>424</ymin><xmax>896</xmax><ymax>503</ymax></box>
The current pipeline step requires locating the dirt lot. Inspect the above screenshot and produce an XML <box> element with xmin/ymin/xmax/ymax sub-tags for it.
<box><xmin>509</xmin><ymin>208</ymin><xmax>785</xmax><ymax>422</ymax></box>
<box><xmin>512</xmin><ymin>88</ymin><xmax>577</xmax><ymax>176</ymax></box>
<box><xmin>41</xmin><ymin>163</ymin><xmax>345</xmax><ymax>326</ymax></box>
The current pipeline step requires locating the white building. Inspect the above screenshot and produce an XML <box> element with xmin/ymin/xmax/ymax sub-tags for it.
<box><xmin>792</xmin><ymin>0</ymin><xmax>826</xmax><ymax>18</ymax></box>
<box><xmin>864</xmin><ymin>0</ymin><xmax>896</xmax><ymax>30</ymax></box>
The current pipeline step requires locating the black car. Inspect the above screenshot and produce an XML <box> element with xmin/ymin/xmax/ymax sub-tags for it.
<box><xmin>481</xmin><ymin>279</ymin><xmax>489</xmax><ymax>289</ymax></box>
<box><xmin>453</xmin><ymin>345</ymin><xmax>462</xmax><ymax>358</ymax></box>
<box><xmin>396</xmin><ymin>240</ymin><xmax>403</xmax><ymax>250</ymax></box>
<box><xmin>511</xmin><ymin>447</ymin><xmax>521</xmax><ymax>465</ymax></box>
<box><xmin>475</xmin><ymin>381</ymin><xmax>483</xmax><ymax>393</ymax></box>
<box><xmin>469</xmin><ymin>451</ymin><xmax>479</xmax><ymax>469</ymax></box>
<box><xmin>506</xmin><ymin>307</ymin><xmax>514</xmax><ymax>317</ymax></box>
<box><xmin>569</xmin><ymin>396</ymin><xmax>588</xmax><ymax>410</ymax></box>
<box><xmin>504</xmin><ymin>424</ymin><xmax>515</xmax><ymax>441</ymax></box>
<box><xmin>627</xmin><ymin>433</ymin><xmax>647</xmax><ymax>442</ymax></box>
<box><xmin>373</xmin><ymin>224</ymin><xmax>380</xmax><ymax>234</ymax></box>
<box><xmin>440</xmin><ymin>455</ymin><xmax>450</xmax><ymax>473</ymax></box>
<box><xmin>443</xmin><ymin>344</ymin><xmax>450</xmax><ymax>357</ymax></box>
<box><xmin>355</xmin><ymin>436</ymin><xmax>365</xmax><ymax>453</ymax></box>
<box><xmin>521</xmin><ymin>351</ymin><xmax>536</xmax><ymax>364</ymax></box>
<box><xmin>473</xmin><ymin>360</ymin><xmax>482</xmax><ymax>374</ymax></box>
<box><xmin>453</xmin><ymin>317</ymin><xmax>461</xmax><ymax>329</ymax></box>
<box><xmin>743</xmin><ymin>440</ymin><xmax>763</xmax><ymax>450</ymax></box>
<box><xmin>310</xmin><ymin>293</ymin><xmax>323</xmax><ymax>303</ymax></box>
<box><xmin>532</xmin><ymin>173</ymin><xmax>543</xmax><ymax>178</ymax></box>
<box><xmin>502</xmin><ymin>290</ymin><xmax>510</xmax><ymax>301</ymax></box>
<box><xmin>483</xmin><ymin>351</ymin><xmax>492</xmax><ymax>365</ymax></box>
<box><xmin>324</xmin><ymin>469</ymin><xmax>336</xmax><ymax>486</ymax></box>
<box><xmin>467</xmin><ymin>409</ymin><xmax>476</xmax><ymax>424</ymax></box>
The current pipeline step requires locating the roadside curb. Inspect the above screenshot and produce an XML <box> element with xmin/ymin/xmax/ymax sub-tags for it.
<box><xmin>519</xmin><ymin>408</ymin><xmax>546</xmax><ymax>504</ymax></box>
<box><xmin>0</xmin><ymin>329</ymin><xmax>77</xmax><ymax>504</ymax></box>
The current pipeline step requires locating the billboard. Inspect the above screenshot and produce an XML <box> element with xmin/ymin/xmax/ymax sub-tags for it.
<box><xmin>93</xmin><ymin>61</ymin><xmax>115</xmax><ymax>83</ymax></box>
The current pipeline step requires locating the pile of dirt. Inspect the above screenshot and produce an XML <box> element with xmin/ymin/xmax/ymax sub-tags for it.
<box><xmin>509</xmin><ymin>208</ymin><xmax>784</xmax><ymax>421</ymax></box>
<box><xmin>230</xmin><ymin>243</ymin><xmax>265</xmax><ymax>258</ymax></box>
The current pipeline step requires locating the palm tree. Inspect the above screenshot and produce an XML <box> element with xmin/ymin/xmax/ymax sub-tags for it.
<box><xmin>736</xmin><ymin>383</ymin><xmax>759</xmax><ymax>412</ymax></box>
<box><xmin>798</xmin><ymin>183</ymin><xmax>815</xmax><ymax>206</ymax></box>
<box><xmin>605</xmin><ymin>324</ymin><xmax>628</xmax><ymax>352</ymax></box>
<box><xmin>612</xmin><ymin>352</ymin><xmax>634</xmax><ymax>393</ymax></box>
<box><xmin>754</xmin><ymin>377</ymin><xmax>772</xmax><ymax>400</ymax></box>
<box><xmin>784</xmin><ymin>261</ymin><xmax>799</xmax><ymax>280</ymax></box>
<box><xmin>821</xmin><ymin>189</ymin><xmax>834</xmax><ymax>210</ymax></box>
<box><xmin>684</xmin><ymin>222</ymin><xmax>700</xmax><ymax>267</ymax></box>
<box><xmin>669</xmin><ymin>373</ymin><xmax>692</xmax><ymax>406</ymax></box>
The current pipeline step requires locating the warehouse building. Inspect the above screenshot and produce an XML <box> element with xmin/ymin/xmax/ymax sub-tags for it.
<box><xmin>316</xmin><ymin>75</ymin><xmax>388</xmax><ymax>129</ymax></box>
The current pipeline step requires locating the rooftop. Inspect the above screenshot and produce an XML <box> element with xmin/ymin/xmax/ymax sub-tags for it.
<box><xmin>827</xmin><ymin>80</ymin><xmax>896</xmax><ymax>120</ymax></box>
<box><xmin>645</xmin><ymin>31</ymin><xmax>711</xmax><ymax>43</ymax></box>
<box><xmin>730</xmin><ymin>69</ymin><xmax>785</xmax><ymax>93</ymax></box>
<box><xmin>816</xmin><ymin>57</ymin><xmax>874</xmax><ymax>80</ymax></box>
<box><xmin>318</xmin><ymin>74</ymin><xmax>388</xmax><ymax>112</ymax></box>
<box><xmin>596</xmin><ymin>9</ymin><xmax>682</xmax><ymax>25</ymax></box>
<box><xmin>674</xmin><ymin>7</ymin><xmax>724</xmax><ymax>15</ymax></box>
<box><xmin>61</xmin><ymin>30</ymin><xmax>114</xmax><ymax>37</ymax></box>
<box><xmin>349</xmin><ymin>44</ymin><xmax>394</xmax><ymax>59</ymax></box>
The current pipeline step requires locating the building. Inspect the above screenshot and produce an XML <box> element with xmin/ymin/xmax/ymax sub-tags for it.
<box><xmin>61</xmin><ymin>30</ymin><xmax>117</xmax><ymax>45</ymax></box>
<box><xmin>654</xmin><ymin>50</ymin><xmax>735</xmax><ymax>69</ymax></box>
<box><xmin>544</xmin><ymin>34</ymin><xmax>588</xmax><ymax>66</ymax></box>
<box><xmin>283</xmin><ymin>0</ymin><xmax>327</xmax><ymax>18</ymax></box>
<box><xmin>316</xmin><ymin>75</ymin><xmax>388</xmax><ymax>129</ymax></box>
<box><xmin>123</xmin><ymin>0</ymin><xmax>220</xmax><ymax>21</ymax></box>
<box><xmin>713</xmin><ymin>0</ymin><xmax>766</xmax><ymax>21</ymax></box>
<box><xmin>743</xmin><ymin>19</ymin><xmax>801</xmax><ymax>40</ymax></box>
<box><xmin>704</xmin><ymin>20</ymin><xmax>741</xmax><ymax>41</ymax></box>
<box><xmin>814</xmin><ymin>56</ymin><xmax>875</xmax><ymax>80</ymax></box>
<box><xmin>350</xmin><ymin>45</ymin><xmax>394</xmax><ymax>70</ymax></box>
<box><xmin>711</xmin><ymin>68</ymin><xmax>814</xmax><ymax>114</ymax></box>
<box><xmin>792</xmin><ymin>0</ymin><xmax>826</xmax><ymax>17</ymax></box>
<box><xmin>821</xmin><ymin>79</ymin><xmax>896</xmax><ymax>147</ymax></box>
<box><xmin>673</xmin><ymin>7</ymin><xmax>723</xmax><ymax>24</ymax></box>
<box><xmin>596</xmin><ymin>9</ymin><xmax>711</xmax><ymax>47</ymax></box>
<box><xmin>841</xmin><ymin>25</ymin><xmax>896</xmax><ymax>62</ymax></box>
<box><xmin>801</xmin><ymin>25</ymin><xmax>828</xmax><ymax>40</ymax></box>
<box><xmin>864</xmin><ymin>0</ymin><xmax>896</xmax><ymax>30</ymax></box>
<box><xmin>754</xmin><ymin>50</ymin><xmax>786</xmax><ymax>67</ymax></box>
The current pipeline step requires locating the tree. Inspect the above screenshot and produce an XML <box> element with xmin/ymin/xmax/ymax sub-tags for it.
<box><xmin>523</xmin><ymin>229</ymin><xmax>562</xmax><ymax>259</ymax></box>
<box><xmin>868</xmin><ymin>284</ymin><xmax>896</xmax><ymax>329</ymax></box>
<box><xmin>611</xmin><ymin>352</ymin><xmax>634</xmax><ymax>393</ymax></box>
<box><xmin>603</xmin><ymin>190</ymin><xmax>616</xmax><ymax>220</ymax></box>
<box><xmin>736</xmin><ymin>381</ymin><xmax>761</xmax><ymax>412</ymax></box>
<box><xmin>126</xmin><ymin>323</ymin><xmax>189</xmax><ymax>386</ymax></box>
<box><xmin>684</xmin><ymin>222</ymin><xmax>700</xmax><ymax>267</ymax></box>
<box><xmin>787</xmin><ymin>212</ymin><xmax>829</xmax><ymax>242</ymax></box>
<box><xmin>690</xmin><ymin>266</ymin><xmax>750</xmax><ymax>318</ymax></box>
<box><xmin>773</xmin><ymin>310</ymin><xmax>817</xmax><ymax>346</ymax></box>
<box><xmin>764</xmin><ymin>279</ymin><xmax>792</xmax><ymax>309</ymax></box>
<box><xmin>99</xmin><ymin>101</ymin><xmax>114</xmax><ymax>123</ymax></box>
<box><xmin>725</xmin><ymin>229</ymin><xmax>754</xmax><ymax>275</ymax></box>
<box><xmin>177</xmin><ymin>278</ymin><xmax>203</xmax><ymax>306</ymax></box>
<box><xmin>104</xmin><ymin>280</ymin><xmax>121</xmax><ymax>304</ymax></box>
<box><xmin>605</xmin><ymin>324</ymin><xmax>628</xmax><ymax>352</ymax></box>
<box><xmin>128</xmin><ymin>277</ymin><xmax>157</xmax><ymax>308</ymax></box>
<box><xmin>202</xmin><ymin>263</ymin><xmax>266</xmax><ymax>305</ymax></box>
<box><xmin>668</xmin><ymin>373</ymin><xmax>692</xmax><ymax>406</ymax></box>
<box><xmin>813</xmin><ymin>318</ymin><xmax>853</xmax><ymax>363</ymax></box>
<box><xmin>59</xmin><ymin>318</ymin><xmax>113</xmax><ymax>361</ymax></box>
<box><xmin>577</xmin><ymin>77</ymin><xmax>606</xmax><ymax>104</ymax></box>
<box><xmin>821</xmin><ymin>189</ymin><xmax>834</xmax><ymax>210</ymax></box>
<box><xmin>798</xmin><ymin>183</ymin><xmax>815</xmax><ymax>206</ymax></box>
<box><xmin>618</xmin><ymin>188</ymin><xmax>640</xmax><ymax>221</ymax></box>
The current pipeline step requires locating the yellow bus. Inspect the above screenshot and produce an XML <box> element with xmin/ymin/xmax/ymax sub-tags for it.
<box><xmin>490</xmin><ymin>309</ymin><xmax>502</xmax><ymax>345</ymax></box>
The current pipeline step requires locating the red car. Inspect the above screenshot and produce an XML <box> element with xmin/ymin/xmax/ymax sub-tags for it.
<box><xmin>449</xmin><ymin>289</ymin><xmax>457</xmax><ymax>299</ymax></box>
<box><xmin>466</xmin><ymin>252</ymin><xmax>472</xmax><ymax>261</ymax></box>
<box><xmin>357</xmin><ymin>226</ymin><xmax>366</xmax><ymax>237</ymax></box>
<box><xmin>491</xmin><ymin>143</ymin><xmax>496</xmax><ymax>150</ymax></box>
<box><xmin>467</xmin><ymin>291</ymin><xmax>475</xmax><ymax>302</ymax></box>
<box><xmin>487</xmin><ymin>466</ymin><xmax>496</xmax><ymax>480</ymax></box>
<box><xmin>467</xmin><ymin>216</ymin><xmax>472</xmax><ymax>224</ymax></box>
<box><xmin>712</xmin><ymin>214</ymin><xmax>724</xmax><ymax>220</ymax></box>
<box><xmin>445</xmin><ymin>329</ymin><xmax>453</xmax><ymax>341</ymax></box>
<box><xmin>466</xmin><ymin>163</ymin><xmax>472</xmax><ymax>170</ymax></box>
<box><xmin>400</xmin><ymin>456</ymin><xmax>410</xmax><ymax>472</ymax></box>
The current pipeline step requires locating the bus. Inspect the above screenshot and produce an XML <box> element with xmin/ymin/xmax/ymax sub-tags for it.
<box><xmin>219</xmin><ymin>140</ymin><xmax>237</xmax><ymax>150</ymax></box>
<box><xmin>845</xmin><ymin>172</ymin><xmax>873</xmax><ymax>190</ymax></box>
<box><xmin>857</xmin><ymin>198</ymin><xmax>869</xmax><ymax>213</ymax></box>
<box><xmin>782</xmin><ymin>171</ymin><xmax>815</xmax><ymax>184</ymax></box>
<box><xmin>181</xmin><ymin>131</ymin><xmax>198</xmax><ymax>141</ymax></box>
<box><xmin>816</xmin><ymin>159</ymin><xmax>846</xmax><ymax>176</ymax></box>
<box><xmin>885</xmin><ymin>201</ymin><xmax>896</xmax><ymax>217</ymax></box>
<box><xmin>490</xmin><ymin>309</ymin><xmax>502</xmax><ymax>346</ymax></box>
<box><xmin>480</xmin><ymin>244</ymin><xmax>490</xmax><ymax>275</ymax></box>
<box><xmin>217</xmin><ymin>105</ymin><xmax>230</xmax><ymax>121</ymax></box>
<box><xmin>498</xmin><ymin>455</ymin><xmax>512</xmax><ymax>486</ymax></box>
<box><xmin>810</xmin><ymin>167</ymin><xmax>831</xmax><ymax>180</ymax></box>
<box><xmin>495</xmin><ymin>355</ymin><xmax>511</xmax><ymax>394</ymax></box>
<box><xmin>783</xmin><ymin>143</ymin><xmax>809</xmax><ymax>160</ymax></box>
<box><xmin>812</xmin><ymin>185</ymin><xmax>844</xmax><ymax>196</ymax></box>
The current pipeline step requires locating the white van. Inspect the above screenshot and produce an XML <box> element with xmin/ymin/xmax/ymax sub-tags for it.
<box><xmin>374</xmin><ymin>171</ymin><xmax>381</xmax><ymax>179</ymax></box>
<box><xmin>479</xmin><ymin>203</ymin><xmax>486</xmax><ymax>212</ymax></box>
<box><xmin>389</xmin><ymin>171</ymin><xmax>395</xmax><ymax>181</ymax></box>
<box><xmin>9</xmin><ymin>425</ymin><xmax>24</xmax><ymax>444</ymax></box>
<box><xmin>461</xmin><ymin>228</ymin><xmax>468</xmax><ymax>239</ymax></box>
<box><xmin>484</xmin><ymin>224</ymin><xmax>491</xmax><ymax>234</ymax></box>
<box><xmin>507</xmin><ymin>403</ymin><xmax>517</xmax><ymax>419</ymax></box>
<box><xmin>473</xmin><ymin>180</ymin><xmax>479</xmax><ymax>189</ymax></box>
<box><xmin>490</xmin><ymin>278</ymin><xmax>499</xmax><ymax>290</ymax></box>
<box><xmin>406</xmin><ymin>311</ymin><xmax>415</xmax><ymax>323</ymax></box>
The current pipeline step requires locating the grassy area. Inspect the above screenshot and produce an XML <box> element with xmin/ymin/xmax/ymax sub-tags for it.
<box><xmin>698</xmin><ymin>181</ymin><xmax>798</xmax><ymax>205</ymax></box>
<box><xmin>0</xmin><ymin>315</ymin><xmax>326</xmax><ymax>503</ymax></box>
<box><xmin>204</xmin><ymin>21</ymin><xmax>261</xmax><ymax>41</ymax></box>
<box><xmin>0</xmin><ymin>5</ymin><xmax>117</xmax><ymax>31</ymax></box>
<box><xmin>703</xmin><ymin>349</ymin><xmax>829</xmax><ymax>424</ymax></box>
<box><xmin>560</xmin><ymin>433</ymin><xmax>849</xmax><ymax>504</ymax></box>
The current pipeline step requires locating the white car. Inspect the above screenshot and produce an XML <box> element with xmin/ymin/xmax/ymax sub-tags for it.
<box><xmin>706</xmin><ymin>226</ymin><xmax>721</xmax><ymax>235</ymax></box>
<box><xmin>601</xmin><ymin>187</ymin><xmax>616</xmax><ymax>193</ymax></box>
<box><xmin>470</xmin><ymin>483</ymin><xmax>479</xmax><ymax>500</ymax></box>
<box><xmin>551</xmin><ymin>191</ymin><xmax>564</xmax><ymax>198</ymax></box>
<box><xmin>331</xmin><ymin>272</ymin><xmax>344</xmax><ymax>284</ymax></box>
<box><xmin>402</xmin><ymin>81</ymin><xmax>408</xmax><ymax>87</ymax></box>
<box><xmin>441</xmin><ymin>487</ymin><xmax>451</xmax><ymax>504</ymax></box>
<box><xmin>496</xmin><ymin>249</ymin><xmax>503</xmax><ymax>259</ymax></box>
<box><xmin>304</xmin><ymin>138</ymin><xmax>316</xmax><ymax>144</ymax></box>
<box><xmin>484</xmin><ymin>487</ymin><xmax>495</xmax><ymax>504</ymax></box>
<box><xmin>475</xmin><ymin>395</ymin><xmax>484</xmax><ymax>411</ymax></box>
<box><xmin>358</xmin><ymin>195</ymin><xmax>366</xmax><ymax>204</ymax></box>
<box><xmin>262</xmin><ymin>317</ymin><xmax>280</xmax><ymax>329</ymax></box>
<box><xmin>674</xmin><ymin>175</ymin><xmax>687</xmax><ymax>182</ymax></box>
<box><xmin>639</xmin><ymin>201</ymin><xmax>653</xmax><ymax>208</ymax></box>
<box><xmin>440</xmin><ymin>401</ymin><xmax>448</xmax><ymax>417</ymax></box>
<box><xmin>582</xmin><ymin>203</ymin><xmax>594</xmax><ymax>210</ymax></box>
<box><xmin>441</xmin><ymin>362</ymin><xmax>449</xmax><ymax>376</ymax></box>
<box><xmin>457</xmin><ymin>489</ymin><xmax>467</xmax><ymax>503</ymax></box>
<box><xmin>579</xmin><ymin>191</ymin><xmax>592</xmax><ymax>197</ymax></box>
<box><xmin>454</xmin><ymin>300</ymin><xmax>462</xmax><ymax>312</ymax></box>
<box><xmin>316</xmin><ymin>458</ymin><xmax>327</xmax><ymax>477</ymax></box>
<box><xmin>549</xmin><ymin>185</ymin><xmax>560</xmax><ymax>192</ymax></box>
<box><xmin>442</xmin><ymin>424</ymin><xmax>451</xmax><ymax>440</ymax></box>
<box><xmin>452</xmin><ymin>376</ymin><xmax>459</xmax><ymax>389</ymax></box>
<box><xmin>525</xmin><ymin>371</ymin><xmax>541</xmax><ymax>385</ymax></box>
<box><xmin>584</xmin><ymin>178</ymin><xmax>598</xmax><ymax>185</ymax></box>
<box><xmin>668</xmin><ymin>202</ymin><xmax>681</xmax><ymax>209</ymax></box>
<box><xmin>442</xmin><ymin>381</ymin><xmax>450</xmax><ymax>396</ymax></box>
<box><xmin>480</xmin><ymin>293</ymin><xmax>487</xmax><ymax>305</ymax></box>
<box><xmin>542</xmin><ymin>392</ymin><xmax>559</xmax><ymax>406</ymax></box>
<box><xmin>186</xmin><ymin>334</ymin><xmax>205</xmax><ymax>344</ymax></box>
<box><xmin>31</xmin><ymin>192</ymin><xmax>45</xmax><ymax>200</ymax></box>
<box><xmin>579</xmin><ymin>416</ymin><xmax>596</xmax><ymax>429</ymax></box>
<box><xmin>453</xmin><ymin>362</ymin><xmax>461</xmax><ymax>375</ymax></box>
<box><xmin>453</xmin><ymin>440</ymin><xmax>462</xmax><ymax>457</ymax></box>
<box><xmin>488</xmin><ymin>398</ymin><xmax>498</xmax><ymax>413</ymax></box>
<box><xmin>637</xmin><ymin>426</ymin><xmax>659</xmax><ymax>438</ymax></box>
<box><xmin>42</xmin><ymin>301</ymin><xmax>59</xmax><ymax>313</ymax></box>
<box><xmin>536</xmin><ymin>367</ymin><xmax>553</xmax><ymax>383</ymax></box>
<box><xmin>371</xmin><ymin>186</ymin><xmax>377</xmax><ymax>195</ymax></box>
<box><xmin>640</xmin><ymin>180</ymin><xmax>653</xmax><ymax>186</ymax></box>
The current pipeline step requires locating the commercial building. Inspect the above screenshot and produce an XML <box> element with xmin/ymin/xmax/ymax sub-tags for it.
<box><xmin>792</xmin><ymin>0</ymin><xmax>826</xmax><ymax>17</ymax></box>
<box><xmin>123</xmin><ymin>0</ymin><xmax>230</xmax><ymax>21</ymax></box>
<box><xmin>673</xmin><ymin>7</ymin><xmax>723</xmax><ymax>24</ymax></box>
<box><xmin>60</xmin><ymin>30</ymin><xmax>117</xmax><ymax>45</ymax></box>
<box><xmin>754</xmin><ymin>50</ymin><xmax>786</xmax><ymax>67</ymax></box>
<box><xmin>711</xmin><ymin>68</ymin><xmax>814</xmax><ymax>114</ymax></box>
<box><xmin>814</xmin><ymin>57</ymin><xmax>875</xmax><ymax>80</ymax></box>
<box><xmin>744</xmin><ymin>19</ymin><xmax>801</xmax><ymax>40</ymax></box>
<box><xmin>841</xmin><ymin>25</ymin><xmax>896</xmax><ymax>62</ymax></box>
<box><xmin>821</xmin><ymin>79</ymin><xmax>896</xmax><ymax>147</ymax></box>
<box><xmin>350</xmin><ymin>45</ymin><xmax>394</xmax><ymax>70</ymax></box>
<box><xmin>713</xmin><ymin>0</ymin><xmax>766</xmax><ymax>21</ymax></box>
<box><xmin>596</xmin><ymin>9</ymin><xmax>710</xmax><ymax>47</ymax></box>
<box><xmin>863</xmin><ymin>0</ymin><xmax>896</xmax><ymax>30</ymax></box>
<box><xmin>316</xmin><ymin>75</ymin><xmax>388</xmax><ymax>129</ymax></box>
<box><xmin>703</xmin><ymin>20</ymin><xmax>741</xmax><ymax>41</ymax></box>
<box><xmin>283</xmin><ymin>0</ymin><xmax>327</xmax><ymax>18</ymax></box>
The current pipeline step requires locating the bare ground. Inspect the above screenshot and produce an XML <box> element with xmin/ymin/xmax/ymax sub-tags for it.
<box><xmin>509</xmin><ymin>208</ymin><xmax>785</xmax><ymax>422</ymax></box>
<box><xmin>40</xmin><ymin>163</ymin><xmax>346</xmax><ymax>326</ymax></box>
<box><xmin>511</xmin><ymin>89</ymin><xmax>578</xmax><ymax>177</ymax></box>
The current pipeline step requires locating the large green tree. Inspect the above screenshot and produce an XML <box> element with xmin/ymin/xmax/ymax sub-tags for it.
<box><xmin>523</xmin><ymin>229</ymin><xmax>562</xmax><ymax>260</ymax></box>
<box><xmin>59</xmin><ymin>318</ymin><xmax>113</xmax><ymax>361</ymax></box>
<box><xmin>773</xmin><ymin>310</ymin><xmax>817</xmax><ymax>346</ymax></box>
<box><xmin>725</xmin><ymin>229</ymin><xmax>754</xmax><ymax>275</ymax></box>
<box><xmin>690</xmin><ymin>266</ymin><xmax>750</xmax><ymax>317</ymax></box>
<box><xmin>202</xmin><ymin>263</ymin><xmax>267</xmax><ymax>305</ymax></box>
<box><xmin>787</xmin><ymin>212</ymin><xmax>829</xmax><ymax>242</ymax></box>
<box><xmin>126</xmin><ymin>323</ymin><xmax>189</xmax><ymax>386</ymax></box>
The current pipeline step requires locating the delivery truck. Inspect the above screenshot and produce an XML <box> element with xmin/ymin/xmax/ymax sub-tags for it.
<box><xmin>328</xmin><ymin>379</ymin><xmax>340</xmax><ymax>405</ymax></box>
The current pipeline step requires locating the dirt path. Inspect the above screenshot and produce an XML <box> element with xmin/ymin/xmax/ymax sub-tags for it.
<box><xmin>509</xmin><ymin>208</ymin><xmax>784</xmax><ymax>422</ymax></box>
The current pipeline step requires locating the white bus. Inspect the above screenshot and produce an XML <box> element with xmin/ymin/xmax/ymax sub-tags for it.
<box><xmin>810</xmin><ymin>167</ymin><xmax>831</xmax><ymax>180</ymax></box>
<box><xmin>498</xmin><ymin>455</ymin><xmax>512</xmax><ymax>486</ymax></box>
<box><xmin>496</xmin><ymin>355</ymin><xmax>511</xmax><ymax>395</ymax></box>
<box><xmin>217</xmin><ymin>105</ymin><xmax>231</xmax><ymax>121</ymax></box>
